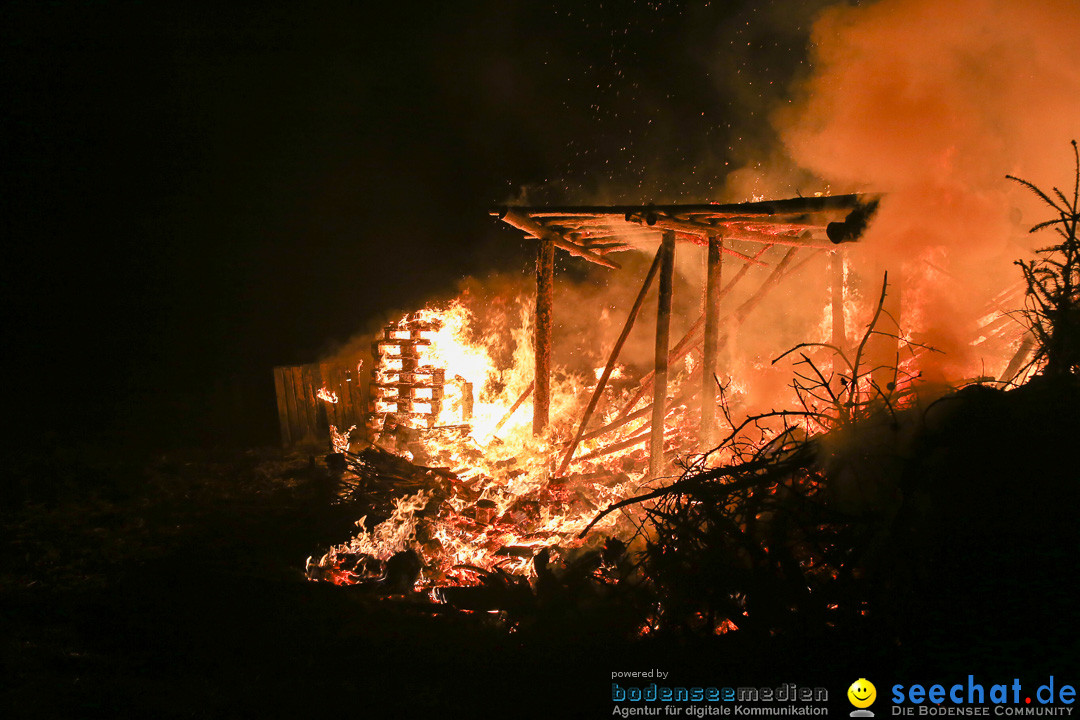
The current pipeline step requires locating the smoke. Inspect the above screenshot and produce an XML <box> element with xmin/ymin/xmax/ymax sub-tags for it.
<box><xmin>771</xmin><ymin>0</ymin><xmax>1080</xmax><ymax>380</ymax></box>
<box><xmin>324</xmin><ymin>0</ymin><xmax>1080</xmax><ymax>448</ymax></box>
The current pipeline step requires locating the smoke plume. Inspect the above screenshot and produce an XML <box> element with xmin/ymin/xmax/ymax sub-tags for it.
<box><xmin>776</xmin><ymin>0</ymin><xmax>1080</xmax><ymax>380</ymax></box>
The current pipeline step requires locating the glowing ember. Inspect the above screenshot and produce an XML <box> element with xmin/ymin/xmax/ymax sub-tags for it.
<box><xmin>309</xmin><ymin>244</ymin><xmax>1028</xmax><ymax>602</ymax></box>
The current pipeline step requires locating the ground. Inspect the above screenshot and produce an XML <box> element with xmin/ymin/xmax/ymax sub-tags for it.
<box><xmin>3</xmin><ymin>382</ymin><xmax>1078</xmax><ymax>719</ymax></box>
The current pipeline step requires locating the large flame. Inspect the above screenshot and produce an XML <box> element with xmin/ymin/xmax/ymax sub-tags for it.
<box><xmin>310</xmin><ymin>239</ymin><xmax>1027</xmax><ymax>595</ymax></box>
<box><xmin>313</xmin><ymin>293</ymin><xmax>664</xmax><ymax>589</ymax></box>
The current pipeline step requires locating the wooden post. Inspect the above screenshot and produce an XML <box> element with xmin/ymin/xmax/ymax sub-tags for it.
<box><xmin>700</xmin><ymin>234</ymin><xmax>722</xmax><ymax>450</ymax></box>
<box><xmin>650</xmin><ymin>232</ymin><xmax>676</xmax><ymax>479</ymax></box>
<box><xmin>534</xmin><ymin>239</ymin><xmax>554</xmax><ymax>435</ymax></box>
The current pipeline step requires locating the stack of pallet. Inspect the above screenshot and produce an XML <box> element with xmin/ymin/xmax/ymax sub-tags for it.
<box><xmin>367</xmin><ymin>315</ymin><xmax>446</xmax><ymax>436</ymax></box>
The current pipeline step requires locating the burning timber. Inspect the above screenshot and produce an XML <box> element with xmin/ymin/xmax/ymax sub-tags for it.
<box><xmin>291</xmin><ymin>191</ymin><xmax>1037</xmax><ymax>618</ymax></box>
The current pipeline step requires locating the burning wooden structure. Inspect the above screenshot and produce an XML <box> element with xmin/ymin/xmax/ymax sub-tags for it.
<box><xmin>300</xmin><ymin>193</ymin><xmax>885</xmax><ymax>593</ymax></box>
<box><xmin>301</xmin><ymin>189</ymin><xmax>1041</xmax><ymax>602</ymax></box>
<box><xmin>494</xmin><ymin>193</ymin><xmax>872</xmax><ymax>477</ymax></box>
<box><xmin>275</xmin><ymin>194</ymin><xmax>876</xmax><ymax>465</ymax></box>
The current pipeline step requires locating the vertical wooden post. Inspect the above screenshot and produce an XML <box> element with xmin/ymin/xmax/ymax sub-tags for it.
<box><xmin>830</xmin><ymin>250</ymin><xmax>846</xmax><ymax>360</ymax></box>
<box><xmin>700</xmin><ymin>234</ymin><xmax>722</xmax><ymax>451</ymax></box>
<box><xmin>650</xmin><ymin>232</ymin><xmax>676</xmax><ymax>479</ymax></box>
<box><xmin>534</xmin><ymin>239</ymin><xmax>555</xmax><ymax>435</ymax></box>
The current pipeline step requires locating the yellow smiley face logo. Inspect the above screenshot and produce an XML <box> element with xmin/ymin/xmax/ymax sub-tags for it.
<box><xmin>848</xmin><ymin>678</ymin><xmax>876</xmax><ymax>708</ymax></box>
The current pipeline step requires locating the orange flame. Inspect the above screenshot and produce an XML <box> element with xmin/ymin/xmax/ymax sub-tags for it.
<box><xmin>314</xmin><ymin>251</ymin><xmax>1027</xmax><ymax>596</ymax></box>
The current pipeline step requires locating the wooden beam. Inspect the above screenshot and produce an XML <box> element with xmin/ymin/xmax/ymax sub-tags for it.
<box><xmin>701</xmin><ymin>234</ymin><xmax>722</xmax><ymax>450</ymax></box>
<box><xmin>558</xmin><ymin>243</ymin><xmax>665</xmax><ymax>476</ymax></box>
<box><xmin>722</xmin><ymin>220</ymin><xmax>822</xmax><ymax>231</ymax></box>
<box><xmin>572</xmin><ymin>378</ymin><xmax>701</xmax><ymax>464</ymax></box>
<box><xmin>662</xmin><ymin>215</ymin><xmax>833</xmax><ymax>247</ymax></box>
<box><xmin>975</xmin><ymin>312</ymin><xmax>1020</xmax><ymax>340</ymax></box>
<box><xmin>579</xmin><ymin>381</ymin><xmax>697</xmax><ymax>443</ymax></box>
<box><xmin>672</xmin><ymin>230</ymin><xmax>712</xmax><ymax>247</ymax></box>
<box><xmin>731</xmin><ymin>246</ymin><xmax>800</xmax><ymax>322</ymax></box>
<box><xmin>292</xmin><ymin>365</ymin><xmax>316</xmax><ymax>443</ymax></box>
<box><xmin>303</xmin><ymin>363</ymin><xmax>328</xmax><ymax>442</ymax></box>
<box><xmin>534</xmin><ymin>240</ymin><xmax>554</xmax><ymax>435</ymax></box>
<box><xmin>650</xmin><ymin>232</ymin><xmax>676</xmax><ymax>479</ymax></box>
<box><xmin>282</xmin><ymin>366</ymin><xmax>301</xmax><ymax>444</ymax></box>
<box><xmin>502</xmin><ymin>210</ymin><xmax>621</xmax><ymax>269</ymax></box>
<box><xmin>348</xmin><ymin>362</ymin><xmax>367</xmax><ymax>443</ymax></box>
<box><xmin>720</xmin><ymin>228</ymin><xmax>834</xmax><ymax>248</ymax></box>
<box><xmin>539</xmin><ymin>218</ymin><xmax>655</xmax><ymax>230</ymax></box>
<box><xmin>491</xmin><ymin>382</ymin><xmax>533</xmax><ymax>439</ymax></box>
<box><xmin>491</xmin><ymin>193</ymin><xmax>866</xmax><ymax>219</ymax></box>
<box><xmin>575</xmin><ymin>427</ymin><xmax>653</xmax><ymax>463</ymax></box>
<box><xmin>581</xmin><ymin>402</ymin><xmax>653</xmax><ymax>442</ymax></box>
<box><xmin>624</xmin><ymin>214</ymin><xmax>768</xmax><ymax>265</ymax></box>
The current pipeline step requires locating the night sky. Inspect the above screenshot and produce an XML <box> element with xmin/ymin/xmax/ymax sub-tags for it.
<box><xmin>4</xmin><ymin>1</ymin><xmax>837</xmax><ymax>449</ymax></box>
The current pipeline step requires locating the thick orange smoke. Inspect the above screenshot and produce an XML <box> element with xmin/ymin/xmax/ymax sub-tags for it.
<box><xmin>778</xmin><ymin>0</ymin><xmax>1080</xmax><ymax>381</ymax></box>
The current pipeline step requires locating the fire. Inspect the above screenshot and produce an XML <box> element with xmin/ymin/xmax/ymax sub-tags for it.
<box><xmin>316</xmin><ymin>386</ymin><xmax>339</xmax><ymax>404</ymax></box>
<box><xmin>309</xmin><ymin>242</ymin><xmax>1029</xmax><ymax>601</ymax></box>
<box><xmin>312</xmin><ymin>294</ymin><xmax>651</xmax><ymax>591</ymax></box>
<box><xmin>329</xmin><ymin>424</ymin><xmax>354</xmax><ymax>454</ymax></box>
<box><xmin>595</xmin><ymin>365</ymin><xmax>625</xmax><ymax>381</ymax></box>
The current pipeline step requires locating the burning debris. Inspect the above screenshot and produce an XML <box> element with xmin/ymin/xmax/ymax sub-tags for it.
<box><xmin>294</xmin><ymin>190</ymin><xmax>1040</xmax><ymax>627</ymax></box>
<box><xmin>307</xmin><ymin>295</ymin><xmax>643</xmax><ymax>598</ymax></box>
<box><xmin>305</xmin><ymin>442</ymin><xmax>637</xmax><ymax>604</ymax></box>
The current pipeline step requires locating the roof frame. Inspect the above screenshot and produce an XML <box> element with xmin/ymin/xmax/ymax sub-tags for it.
<box><xmin>494</xmin><ymin>193</ymin><xmax>871</xmax><ymax>267</ymax></box>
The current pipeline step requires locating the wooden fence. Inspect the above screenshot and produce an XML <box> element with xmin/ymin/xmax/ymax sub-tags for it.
<box><xmin>272</xmin><ymin>359</ymin><xmax>367</xmax><ymax>447</ymax></box>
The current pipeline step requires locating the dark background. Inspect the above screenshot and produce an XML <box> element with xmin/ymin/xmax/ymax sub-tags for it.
<box><xmin>4</xmin><ymin>1</ymin><xmax>836</xmax><ymax>452</ymax></box>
